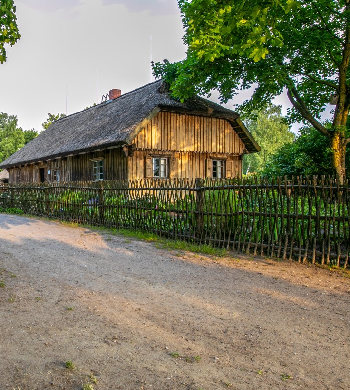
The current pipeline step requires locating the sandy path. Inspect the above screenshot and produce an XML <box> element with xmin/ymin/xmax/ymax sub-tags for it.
<box><xmin>0</xmin><ymin>213</ymin><xmax>349</xmax><ymax>390</ymax></box>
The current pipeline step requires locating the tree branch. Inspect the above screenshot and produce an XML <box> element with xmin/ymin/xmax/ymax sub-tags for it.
<box><xmin>311</xmin><ymin>2</ymin><xmax>343</xmax><ymax>44</ymax></box>
<box><xmin>286</xmin><ymin>81</ymin><xmax>329</xmax><ymax>137</ymax></box>
<box><xmin>327</xmin><ymin>47</ymin><xmax>341</xmax><ymax>69</ymax></box>
<box><xmin>304</xmin><ymin>74</ymin><xmax>338</xmax><ymax>90</ymax></box>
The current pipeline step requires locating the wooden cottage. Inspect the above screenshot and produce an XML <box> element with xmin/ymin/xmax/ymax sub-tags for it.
<box><xmin>0</xmin><ymin>80</ymin><xmax>260</xmax><ymax>184</ymax></box>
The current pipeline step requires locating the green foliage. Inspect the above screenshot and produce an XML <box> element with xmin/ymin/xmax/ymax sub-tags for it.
<box><xmin>243</xmin><ymin>105</ymin><xmax>294</xmax><ymax>174</ymax></box>
<box><xmin>23</xmin><ymin>129</ymin><xmax>38</xmax><ymax>144</ymax></box>
<box><xmin>0</xmin><ymin>0</ymin><xmax>20</xmax><ymax>63</ymax></box>
<box><xmin>262</xmin><ymin>127</ymin><xmax>350</xmax><ymax>177</ymax></box>
<box><xmin>154</xmin><ymin>0</ymin><xmax>338</xmax><ymax>118</ymax></box>
<box><xmin>0</xmin><ymin>113</ymin><xmax>38</xmax><ymax>163</ymax></box>
<box><xmin>42</xmin><ymin>112</ymin><xmax>66</xmax><ymax>130</ymax></box>
<box><xmin>65</xmin><ymin>360</ymin><xmax>75</xmax><ymax>370</ymax></box>
<box><xmin>154</xmin><ymin>0</ymin><xmax>350</xmax><ymax>180</ymax></box>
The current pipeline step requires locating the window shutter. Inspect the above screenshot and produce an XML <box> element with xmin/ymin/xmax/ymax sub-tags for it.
<box><xmin>226</xmin><ymin>159</ymin><xmax>234</xmax><ymax>178</ymax></box>
<box><xmin>205</xmin><ymin>158</ymin><xmax>212</xmax><ymax>178</ymax></box>
<box><xmin>145</xmin><ymin>156</ymin><xmax>153</xmax><ymax>178</ymax></box>
<box><xmin>170</xmin><ymin>156</ymin><xmax>177</xmax><ymax>178</ymax></box>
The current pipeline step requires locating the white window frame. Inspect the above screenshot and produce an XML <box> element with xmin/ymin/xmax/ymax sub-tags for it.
<box><xmin>212</xmin><ymin>159</ymin><xmax>225</xmax><ymax>179</ymax></box>
<box><xmin>92</xmin><ymin>159</ymin><xmax>104</xmax><ymax>181</ymax></box>
<box><xmin>153</xmin><ymin>157</ymin><xmax>168</xmax><ymax>178</ymax></box>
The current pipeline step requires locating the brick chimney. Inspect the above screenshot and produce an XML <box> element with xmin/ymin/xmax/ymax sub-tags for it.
<box><xmin>109</xmin><ymin>89</ymin><xmax>121</xmax><ymax>100</ymax></box>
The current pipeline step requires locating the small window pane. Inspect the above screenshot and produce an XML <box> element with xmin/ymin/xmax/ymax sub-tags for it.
<box><xmin>153</xmin><ymin>157</ymin><xmax>168</xmax><ymax>178</ymax></box>
<box><xmin>93</xmin><ymin>160</ymin><xmax>104</xmax><ymax>181</ymax></box>
<box><xmin>53</xmin><ymin>170</ymin><xmax>60</xmax><ymax>182</ymax></box>
<box><xmin>213</xmin><ymin>160</ymin><xmax>225</xmax><ymax>179</ymax></box>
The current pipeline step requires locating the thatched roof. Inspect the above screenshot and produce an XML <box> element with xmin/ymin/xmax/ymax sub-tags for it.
<box><xmin>0</xmin><ymin>80</ymin><xmax>259</xmax><ymax>169</ymax></box>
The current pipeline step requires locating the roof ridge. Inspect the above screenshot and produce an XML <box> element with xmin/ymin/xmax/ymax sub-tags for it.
<box><xmin>52</xmin><ymin>79</ymin><xmax>164</xmax><ymax>124</ymax></box>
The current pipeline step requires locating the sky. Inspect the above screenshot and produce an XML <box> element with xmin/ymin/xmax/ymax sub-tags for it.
<box><xmin>0</xmin><ymin>0</ymin><xmax>300</xmax><ymax>134</ymax></box>
<box><xmin>0</xmin><ymin>0</ymin><xmax>186</xmax><ymax>132</ymax></box>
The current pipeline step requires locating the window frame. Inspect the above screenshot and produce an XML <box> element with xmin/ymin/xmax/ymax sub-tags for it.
<box><xmin>92</xmin><ymin>159</ymin><xmax>104</xmax><ymax>181</ymax></box>
<box><xmin>212</xmin><ymin>159</ymin><xmax>225</xmax><ymax>179</ymax></box>
<box><xmin>52</xmin><ymin>169</ymin><xmax>60</xmax><ymax>182</ymax></box>
<box><xmin>152</xmin><ymin>156</ymin><xmax>169</xmax><ymax>179</ymax></box>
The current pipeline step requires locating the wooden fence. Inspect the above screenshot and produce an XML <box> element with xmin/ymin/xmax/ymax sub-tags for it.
<box><xmin>0</xmin><ymin>177</ymin><xmax>349</xmax><ymax>267</ymax></box>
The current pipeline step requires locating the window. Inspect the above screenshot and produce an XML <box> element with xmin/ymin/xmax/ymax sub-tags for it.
<box><xmin>52</xmin><ymin>170</ymin><xmax>60</xmax><ymax>182</ymax></box>
<box><xmin>153</xmin><ymin>157</ymin><xmax>168</xmax><ymax>178</ymax></box>
<box><xmin>212</xmin><ymin>160</ymin><xmax>225</xmax><ymax>179</ymax></box>
<box><xmin>92</xmin><ymin>160</ymin><xmax>104</xmax><ymax>181</ymax></box>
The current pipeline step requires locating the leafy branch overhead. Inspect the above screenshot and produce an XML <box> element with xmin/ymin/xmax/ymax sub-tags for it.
<box><xmin>153</xmin><ymin>0</ymin><xmax>350</xmax><ymax>182</ymax></box>
<box><xmin>0</xmin><ymin>0</ymin><xmax>20</xmax><ymax>63</ymax></box>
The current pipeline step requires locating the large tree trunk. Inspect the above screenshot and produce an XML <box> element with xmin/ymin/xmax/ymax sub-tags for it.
<box><xmin>330</xmin><ymin>131</ymin><xmax>347</xmax><ymax>184</ymax></box>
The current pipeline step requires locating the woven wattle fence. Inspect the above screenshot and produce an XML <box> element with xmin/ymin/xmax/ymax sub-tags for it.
<box><xmin>0</xmin><ymin>176</ymin><xmax>349</xmax><ymax>267</ymax></box>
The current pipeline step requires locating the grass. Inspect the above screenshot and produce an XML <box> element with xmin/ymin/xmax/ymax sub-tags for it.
<box><xmin>89</xmin><ymin>374</ymin><xmax>98</xmax><ymax>384</ymax></box>
<box><xmin>95</xmin><ymin>225</ymin><xmax>229</xmax><ymax>258</ymax></box>
<box><xmin>169</xmin><ymin>351</ymin><xmax>201</xmax><ymax>363</ymax></box>
<box><xmin>82</xmin><ymin>384</ymin><xmax>94</xmax><ymax>390</ymax></box>
<box><xmin>0</xmin><ymin>281</ymin><xmax>5</xmax><ymax>287</ymax></box>
<box><xmin>280</xmin><ymin>373</ymin><xmax>292</xmax><ymax>380</ymax></box>
<box><xmin>8</xmin><ymin>294</ymin><xmax>16</xmax><ymax>302</ymax></box>
<box><xmin>65</xmin><ymin>360</ymin><xmax>75</xmax><ymax>370</ymax></box>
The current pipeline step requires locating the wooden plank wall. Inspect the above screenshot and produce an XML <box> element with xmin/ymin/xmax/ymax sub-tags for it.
<box><xmin>133</xmin><ymin>111</ymin><xmax>244</xmax><ymax>154</ymax></box>
<box><xmin>8</xmin><ymin>111</ymin><xmax>246</xmax><ymax>183</ymax></box>
<box><xmin>128</xmin><ymin>151</ymin><xmax>242</xmax><ymax>181</ymax></box>
<box><xmin>8</xmin><ymin>148</ymin><xmax>129</xmax><ymax>183</ymax></box>
<box><xmin>128</xmin><ymin>111</ymin><xmax>245</xmax><ymax>180</ymax></box>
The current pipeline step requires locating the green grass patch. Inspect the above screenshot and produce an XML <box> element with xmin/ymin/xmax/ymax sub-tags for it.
<box><xmin>85</xmin><ymin>224</ymin><xmax>227</xmax><ymax>258</ymax></box>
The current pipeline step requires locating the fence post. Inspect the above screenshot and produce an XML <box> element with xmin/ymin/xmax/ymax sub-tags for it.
<box><xmin>195</xmin><ymin>178</ymin><xmax>205</xmax><ymax>240</ymax></box>
<box><xmin>10</xmin><ymin>185</ymin><xmax>14</xmax><ymax>209</ymax></box>
<box><xmin>98</xmin><ymin>181</ymin><xmax>105</xmax><ymax>225</ymax></box>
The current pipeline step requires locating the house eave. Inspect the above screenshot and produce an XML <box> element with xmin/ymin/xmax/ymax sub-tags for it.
<box><xmin>0</xmin><ymin>141</ymin><xmax>126</xmax><ymax>170</ymax></box>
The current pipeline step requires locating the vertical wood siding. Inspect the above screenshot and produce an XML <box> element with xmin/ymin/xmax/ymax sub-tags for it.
<box><xmin>8</xmin><ymin>111</ymin><xmax>247</xmax><ymax>183</ymax></box>
<box><xmin>132</xmin><ymin>111</ymin><xmax>244</xmax><ymax>154</ymax></box>
<box><xmin>128</xmin><ymin>111</ymin><xmax>245</xmax><ymax>180</ymax></box>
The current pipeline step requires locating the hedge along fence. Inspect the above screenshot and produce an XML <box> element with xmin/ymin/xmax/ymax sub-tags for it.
<box><xmin>0</xmin><ymin>176</ymin><xmax>349</xmax><ymax>268</ymax></box>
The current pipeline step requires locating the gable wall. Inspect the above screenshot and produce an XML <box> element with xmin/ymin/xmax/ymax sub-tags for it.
<box><xmin>132</xmin><ymin>111</ymin><xmax>245</xmax><ymax>154</ymax></box>
<box><xmin>128</xmin><ymin>111</ymin><xmax>244</xmax><ymax>181</ymax></box>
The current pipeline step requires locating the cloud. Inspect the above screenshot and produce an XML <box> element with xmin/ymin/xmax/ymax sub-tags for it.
<box><xmin>101</xmin><ymin>0</ymin><xmax>178</xmax><ymax>15</ymax></box>
<box><xmin>17</xmin><ymin>0</ymin><xmax>82</xmax><ymax>12</ymax></box>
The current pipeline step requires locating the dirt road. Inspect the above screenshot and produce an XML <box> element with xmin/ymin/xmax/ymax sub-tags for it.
<box><xmin>0</xmin><ymin>214</ymin><xmax>349</xmax><ymax>390</ymax></box>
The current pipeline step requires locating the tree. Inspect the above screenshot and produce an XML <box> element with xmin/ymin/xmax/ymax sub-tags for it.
<box><xmin>243</xmin><ymin>104</ymin><xmax>294</xmax><ymax>174</ymax></box>
<box><xmin>261</xmin><ymin>127</ymin><xmax>347</xmax><ymax>177</ymax></box>
<box><xmin>0</xmin><ymin>0</ymin><xmax>20</xmax><ymax>63</ymax></box>
<box><xmin>153</xmin><ymin>0</ymin><xmax>350</xmax><ymax>182</ymax></box>
<box><xmin>23</xmin><ymin>129</ymin><xmax>38</xmax><ymax>144</ymax></box>
<box><xmin>0</xmin><ymin>113</ymin><xmax>38</xmax><ymax>163</ymax></box>
<box><xmin>42</xmin><ymin>113</ymin><xmax>66</xmax><ymax>130</ymax></box>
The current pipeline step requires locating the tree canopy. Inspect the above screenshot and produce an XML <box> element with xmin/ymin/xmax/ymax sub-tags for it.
<box><xmin>153</xmin><ymin>0</ymin><xmax>350</xmax><ymax>182</ymax></box>
<box><xmin>0</xmin><ymin>113</ymin><xmax>38</xmax><ymax>163</ymax></box>
<box><xmin>42</xmin><ymin>113</ymin><xmax>66</xmax><ymax>130</ymax></box>
<box><xmin>243</xmin><ymin>105</ymin><xmax>294</xmax><ymax>174</ymax></box>
<box><xmin>261</xmin><ymin>127</ymin><xmax>348</xmax><ymax>178</ymax></box>
<box><xmin>0</xmin><ymin>0</ymin><xmax>20</xmax><ymax>63</ymax></box>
